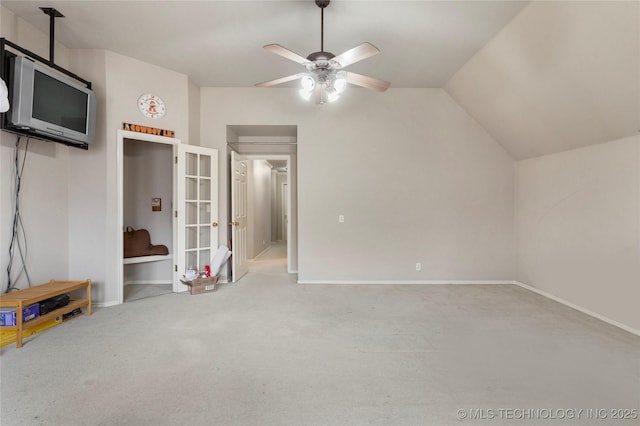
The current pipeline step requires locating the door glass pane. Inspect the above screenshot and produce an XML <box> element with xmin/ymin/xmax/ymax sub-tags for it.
<box><xmin>186</xmin><ymin>251</ymin><xmax>197</xmax><ymax>272</ymax></box>
<box><xmin>199</xmin><ymin>178</ymin><xmax>211</xmax><ymax>201</ymax></box>
<box><xmin>199</xmin><ymin>226</ymin><xmax>210</xmax><ymax>248</ymax></box>
<box><xmin>199</xmin><ymin>202</ymin><xmax>211</xmax><ymax>224</ymax></box>
<box><xmin>185</xmin><ymin>202</ymin><xmax>197</xmax><ymax>225</ymax></box>
<box><xmin>186</xmin><ymin>153</ymin><xmax>197</xmax><ymax>176</ymax></box>
<box><xmin>199</xmin><ymin>249</ymin><xmax>211</xmax><ymax>269</ymax></box>
<box><xmin>185</xmin><ymin>177</ymin><xmax>197</xmax><ymax>200</ymax></box>
<box><xmin>199</xmin><ymin>155</ymin><xmax>211</xmax><ymax>178</ymax></box>
<box><xmin>186</xmin><ymin>227</ymin><xmax>197</xmax><ymax>250</ymax></box>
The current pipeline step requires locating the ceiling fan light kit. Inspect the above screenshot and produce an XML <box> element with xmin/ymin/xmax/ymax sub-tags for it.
<box><xmin>256</xmin><ymin>0</ymin><xmax>390</xmax><ymax>104</ymax></box>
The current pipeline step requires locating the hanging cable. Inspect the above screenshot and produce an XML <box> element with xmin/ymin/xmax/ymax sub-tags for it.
<box><xmin>5</xmin><ymin>136</ymin><xmax>31</xmax><ymax>293</ymax></box>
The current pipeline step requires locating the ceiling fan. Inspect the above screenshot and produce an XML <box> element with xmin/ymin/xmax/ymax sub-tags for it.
<box><xmin>255</xmin><ymin>0</ymin><xmax>390</xmax><ymax>104</ymax></box>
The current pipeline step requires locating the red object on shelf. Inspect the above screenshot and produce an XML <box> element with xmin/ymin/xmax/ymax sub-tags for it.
<box><xmin>204</xmin><ymin>265</ymin><xmax>211</xmax><ymax>277</ymax></box>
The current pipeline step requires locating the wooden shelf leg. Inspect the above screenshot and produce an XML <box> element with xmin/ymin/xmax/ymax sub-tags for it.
<box><xmin>16</xmin><ymin>301</ymin><xmax>23</xmax><ymax>348</ymax></box>
<box><xmin>87</xmin><ymin>279</ymin><xmax>92</xmax><ymax>315</ymax></box>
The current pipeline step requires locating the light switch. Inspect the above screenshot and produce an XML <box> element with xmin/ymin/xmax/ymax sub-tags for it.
<box><xmin>338</xmin><ymin>215</ymin><xmax>345</xmax><ymax>223</ymax></box>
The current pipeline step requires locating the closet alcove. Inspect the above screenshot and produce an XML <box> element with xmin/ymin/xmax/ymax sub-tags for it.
<box><xmin>122</xmin><ymin>138</ymin><xmax>173</xmax><ymax>298</ymax></box>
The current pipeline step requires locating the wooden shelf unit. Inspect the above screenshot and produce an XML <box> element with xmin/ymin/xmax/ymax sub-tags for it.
<box><xmin>0</xmin><ymin>279</ymin><xmax>91</xmax><ymax>348</ymax></box>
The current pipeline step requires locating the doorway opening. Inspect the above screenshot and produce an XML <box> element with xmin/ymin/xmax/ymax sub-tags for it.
<box><xmin>248</xmin><ymin>159</ymin><xmax>288</xmax><ymax>274</ymax></box>
<box><xmin>227</xmin><ymin>125</ymin><xmax>297</xmax><ymax>282</ymax></box>
<box><xmin>117</xmin><ymin>132</ymin><xmax>177</xmax><ymax>303</ymax></box>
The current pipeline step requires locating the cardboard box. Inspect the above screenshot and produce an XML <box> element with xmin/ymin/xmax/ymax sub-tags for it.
<box><xmin>181</xmin><ymin>274</ymin><xmax>220</xmax><ymax>295</ymax></box>
<box><xmin>0</xmin><ymin>304</ymin><xmax>40</xmax><ymax>326</ymax></box>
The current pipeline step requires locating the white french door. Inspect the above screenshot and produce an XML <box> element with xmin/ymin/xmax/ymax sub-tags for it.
<box><xmin>230</xmin><ymin>151</ymin><xmax>249</xmax><ymax>282</ymax></box>
<box><xmin>175</xmin><ymin>144</ymin><xmax>218</xmax><ymax>292</ymax></box>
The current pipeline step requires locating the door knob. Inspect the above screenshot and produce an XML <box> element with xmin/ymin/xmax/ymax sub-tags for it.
<box><xmin>212</xmin><ymin>222</ymin><xmax>218</xmax><ymax>227</ymax></box>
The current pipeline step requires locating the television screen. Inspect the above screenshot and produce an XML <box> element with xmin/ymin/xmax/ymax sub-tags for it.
<box><xmin>32</xmin><ymin>70</ymin><xmax>88</xmax><ymax>133</ymax></box>
<box><xmin>8</xmin><ymin>55</ymin><xmax>96</xmax><ymax>148</ymax></box>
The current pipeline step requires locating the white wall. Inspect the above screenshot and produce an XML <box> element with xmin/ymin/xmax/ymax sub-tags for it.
<box><xmin>0</xmin><ymin>6</ymin><xmax>72</xmax><ymax>291</ymax></box>
<box><xmin>516</xmin><ymin>136</ymin><xmax>640</xmax><ymax>332</ymax></box>
<box><xmin>274</xmin><ymin>171</ymin><xmax>287</xmax><ymax>241</ymax></box>
<box><xmin>200</xmin><ymin>88</ymin><xmax>515</xmax><ymax>282</ymax></box>
<box><xmin>250</xmin><ymin>160</ymin><xmax>272</xmax><ymax>258</ymax></box>
<box><xmin>188</xmin><ymin>79</ymin><xmax>200</xmax><ymax>145</ymax></box>
<box><xmin>271</xmin><ymin>169</ymin><xmax>277</xmax><ymax>244</ymax></box>
<box><xmin>0</xmin><ymin>134</ymin><xmax>70</xmax><ymax>290</ymax></box>
<box><xmin>289</xmin><ymin>154</ymin><xmax>298</xmax><ymax>271</ymax></box>
<box><xmin>66</xmin><ymin>49</ymin><xmax>108</xmax><ymax>301</ymax></box>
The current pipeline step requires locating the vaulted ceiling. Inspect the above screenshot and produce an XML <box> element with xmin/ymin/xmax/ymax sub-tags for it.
<box><xmin>445</xmin><ymin>1</ymin><xmax>640</xmax><ymax>159</ymax></box>
<box><xmin>1</xmin><ymin>1</ymin><xmax>637</xmax><ymax>160</ymax></box>
<box><xmin>0</xmin><ymin>0</ymin><xmax>528</xmax><ymax>88</ymax></box>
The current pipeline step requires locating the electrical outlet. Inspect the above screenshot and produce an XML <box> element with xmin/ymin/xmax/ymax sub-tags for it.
<box><xmin>415</xmin><ymin>263</ymin><xmax>422</xmax><ymax>271</ymax></box>
<box><xmin>338</xmin><ymin>215</ymin><xmax>345</xmax><ymax>223</ymax></box>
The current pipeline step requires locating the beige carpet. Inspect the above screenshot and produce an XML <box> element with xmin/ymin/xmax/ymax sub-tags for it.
<box><xmin>1</xmin><ymin>244</ymin><xmax>639</xmax><ymax>426</ymax></box>
<box><xmin>124</xmin><ymin>284</ymin><xmax>173</xmax><ymax>302</ymax></box>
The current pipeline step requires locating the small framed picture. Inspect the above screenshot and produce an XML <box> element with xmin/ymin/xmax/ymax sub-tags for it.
<box><xmin>152</xmin><ymin>198</ymin><xmax>162</xmax><ymax>212</ymax></box>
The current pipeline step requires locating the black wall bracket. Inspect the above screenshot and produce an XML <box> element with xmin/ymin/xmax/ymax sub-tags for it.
<box><xmin>0</xmin><ymin>38</ymin><xmax>92</xmax><ymax>89</ymax></box>
<box><xmin>0</xmin><ymin>5</ymin><xmax>91</xmax><ymax>90</ymax></box>
<box><xmin>40</xmin><ymin>7</ymin><xmax>65</xmax><ymax>64</ymax></box>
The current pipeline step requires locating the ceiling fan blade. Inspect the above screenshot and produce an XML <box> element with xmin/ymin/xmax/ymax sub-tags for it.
<box><xmin>255</xmin><ymin>73</ymin><xmax>305</xmax><ymax>88</ymax></box>
<box><xmin>345</xmin><ymin>72</ymin><xmax>390</xmax><ymax>92</ymax></box>
<box><xmin>332</xmin><ymin>42</ymin><xmax>380</xmax><ymax>68</ymax></box>
<box><xmin>263</xmin><ymin>44</ymin><xmax>309</xmax><ymax>65</ymax></box>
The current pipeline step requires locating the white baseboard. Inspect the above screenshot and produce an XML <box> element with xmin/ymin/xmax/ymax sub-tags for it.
<box><xmin>297</xmin><ymin>280</ymin><xmax>514</xmax><ymax>285</ymax></box>
<box><xmin>514</xmin><ymin>281</ymin><xmax>640</xmax><ymax>337</ymax></box>
<box><xmin>124</xmin><ymin>280</ymin><xmax>172</xmax><ymax>285</ymax></box>
<box><xmin>92</xmin><ymin>301</ymin><xmax>120</xmax><ymax>308</ymax></box>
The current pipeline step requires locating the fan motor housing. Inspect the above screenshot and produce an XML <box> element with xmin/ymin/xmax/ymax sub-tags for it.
<box><xmin>307</xmin><ymin>51</ymin><xmax>335</xmax><ymax>62</ymax></box>
<box><xmin>315</xmin><ymin>0</ymin><xmax>330</xmax><ymax>8</ymax></box>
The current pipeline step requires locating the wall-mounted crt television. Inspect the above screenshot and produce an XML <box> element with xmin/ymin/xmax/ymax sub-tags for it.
<box><xmin>8</xmin><ymin>56</ymin><xmax>96</xmax><ymax>147</ymax></box>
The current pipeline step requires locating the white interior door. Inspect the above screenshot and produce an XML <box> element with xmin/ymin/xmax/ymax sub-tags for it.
<box><xmin>175</xmin><ymin>144</ymin><xmax>218</xmax><ymax>292</ymax></box>
<box><xmin>231</xmin><ymin>151</ymin><xmax>249</xmax><ymax>282</ymax></box>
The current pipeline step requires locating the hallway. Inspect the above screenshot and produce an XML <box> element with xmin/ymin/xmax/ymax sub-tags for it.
<box><xmin>247</xmin><ymin>241</ymin><xmax>287</xmax><ymax>274</ymax></box>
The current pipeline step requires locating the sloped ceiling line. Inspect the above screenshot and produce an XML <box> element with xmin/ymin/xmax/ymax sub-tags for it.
<box><xmin>444</xmin><ymin>1</ymin><xmax>640</xmax><ymax>160</ymax></box>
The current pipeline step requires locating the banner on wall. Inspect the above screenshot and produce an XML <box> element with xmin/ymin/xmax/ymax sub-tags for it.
<box><xmin>123</xmin><ymin>122</ymin><xmax>174</xmax><ymax>138</ymax></box>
